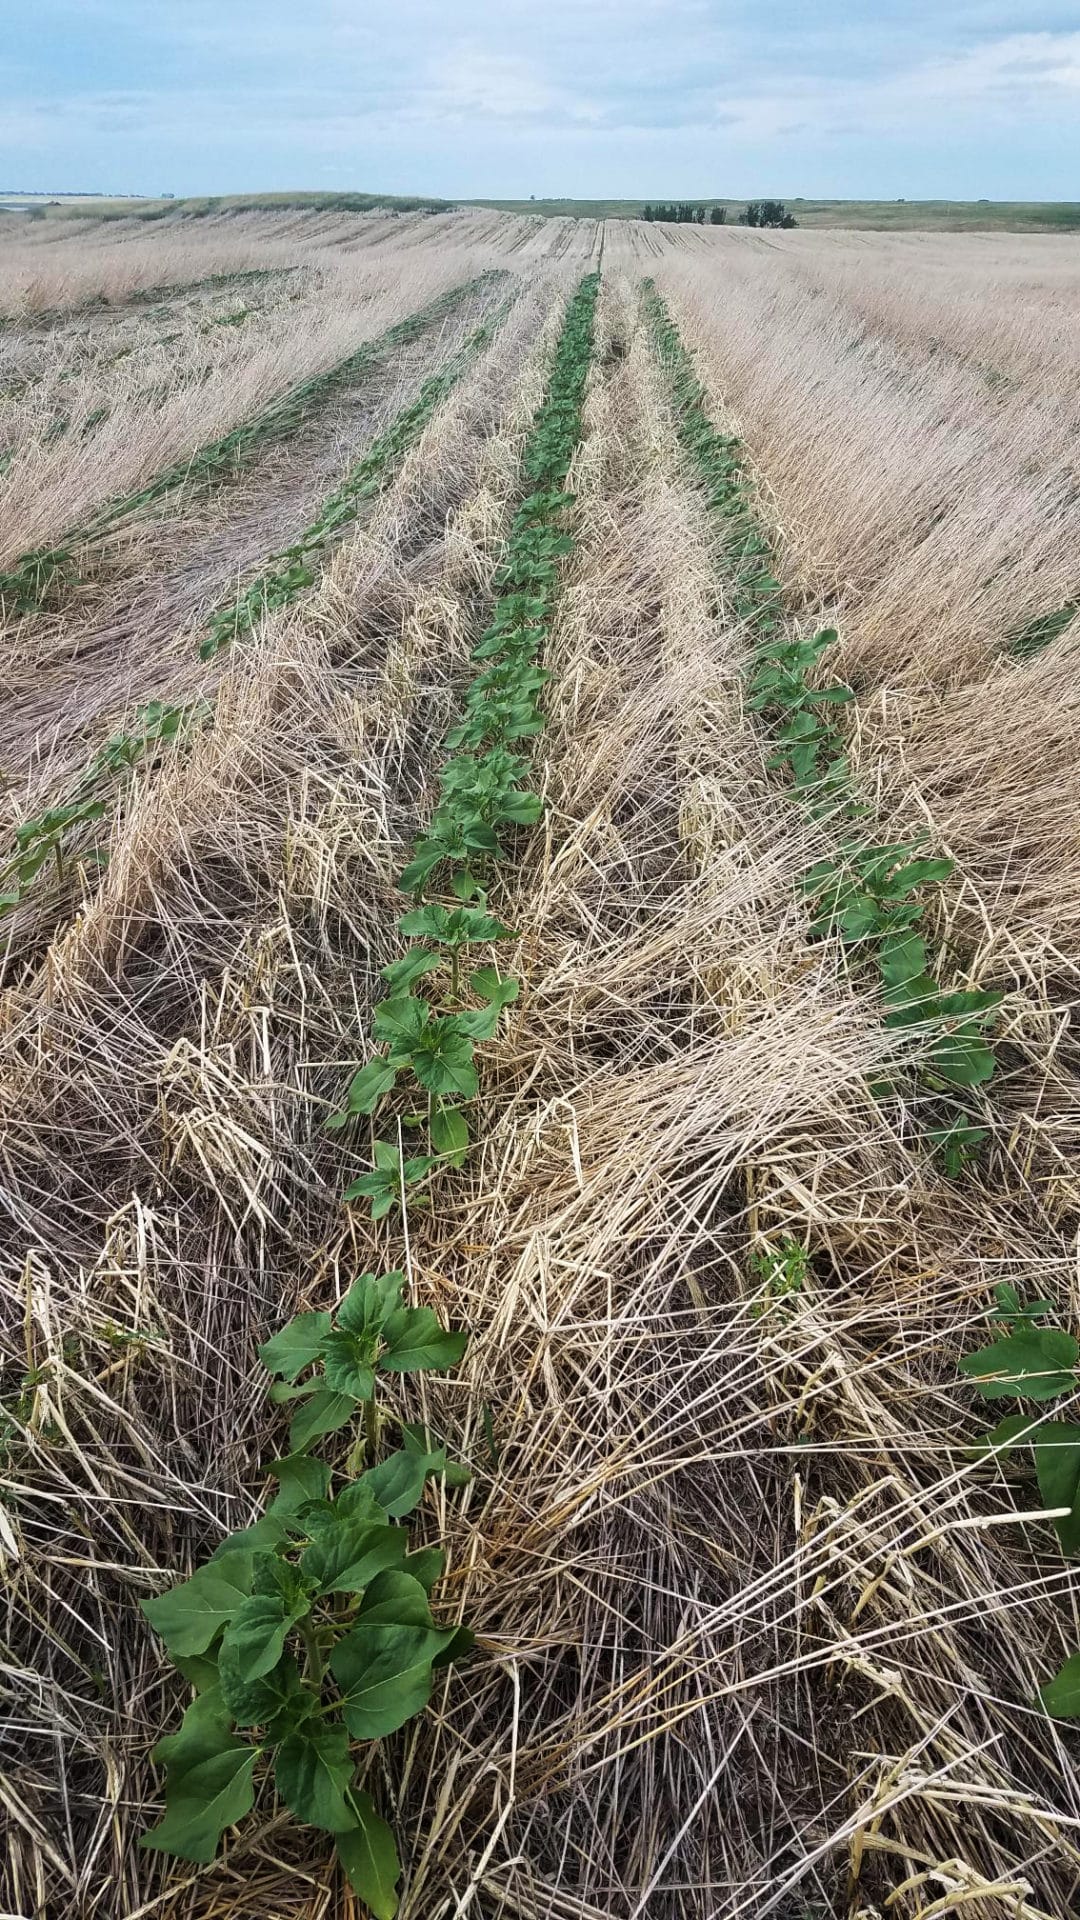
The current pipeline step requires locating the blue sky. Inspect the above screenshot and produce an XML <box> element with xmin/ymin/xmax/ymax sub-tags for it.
<box><xmin>4</xmin><ymin>2</ymin><xmax>1079</xmax><ymax>200</ymax></box>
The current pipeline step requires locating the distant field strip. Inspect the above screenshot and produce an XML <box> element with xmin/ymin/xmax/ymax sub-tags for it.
<box><xmin>0</xmin><ymin>270</ymin><xmax>505</xmax><ymax>611</ymax></box>
<box><xmin>200</xmin><ymin>293</ymin><xmax>517</xmax><ymax>659</ymax></box>
<box><xmin>0</xmin><ymin>295</ymin><xmax>519</xmax><ymax>931</ymax></box>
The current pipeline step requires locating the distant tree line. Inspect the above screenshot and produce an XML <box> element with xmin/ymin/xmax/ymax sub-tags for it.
<box><xmin>642</xmin><ymin>203</ymin><xmax>718</xmax><ymax>224</ymax></box>
<box><xmin>641</xmin><ymin>199</ymin><xmax>796</xmax><ymax>228</ymax></box>
<box><xmin>739</xmin><ymin>200</ymin><xmax>797</xmax><ymax>227</ymax></box>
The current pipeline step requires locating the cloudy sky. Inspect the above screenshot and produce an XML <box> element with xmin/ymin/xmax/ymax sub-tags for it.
<box><xmin>4</xmin><ymin>1</ymin><xmax>1079</xmax><ymax>201</ymax></box>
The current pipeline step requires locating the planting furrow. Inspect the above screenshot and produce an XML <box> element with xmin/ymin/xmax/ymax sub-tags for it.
<box><xmin>644</xmin><ymin>281</ymin><xmax>1002</xmax><ymax>1176</ymax></box>
<box><xmin>0</xmin><ymin>271</ymin><xmax>503</xmax><ymax>613</ymax></box>
<box><xmin>127</xmin><ymin>268</ymin><xmax>601</xmax><ymax>1910</ymax></box>
<box><xmin>0</xmin><ymin>291</ymin><xmax>521</xmax><ymax>966</ymax></box>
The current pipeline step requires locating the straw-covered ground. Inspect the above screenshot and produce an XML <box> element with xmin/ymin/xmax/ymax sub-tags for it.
<box><xmin>1</xmin><ymin>211</ymin><xmax>1079</xmax><ymax>1920</ymax></box>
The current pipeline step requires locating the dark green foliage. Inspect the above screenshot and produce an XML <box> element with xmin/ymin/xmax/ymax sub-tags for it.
<box><xmin>141</xmin><ymin>1275</ymin><xmax>470</xmax><ymax>1911</ymax></box>
<box><xmin>642</xmin><ymin>203</ymin><xmax>709</xmax><ymax>224</ymax></box>
<box><xmin>330</xmin><ymin>272</ymin><xmax>600</xmax><ymax>1205</ymax></box>
<box><xmin>959</xmin><ymin>1283</ymin><xmax>1080</xmax><ymax>1712</ymax></box>
<box><xmin>738</xmin><ymin>200</ymin><xmax>797</xmax><ymax>228</ymax></box>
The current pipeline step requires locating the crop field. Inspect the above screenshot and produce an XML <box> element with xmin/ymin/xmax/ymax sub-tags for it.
<box><xmin>1</xmin><ymin>205</ymin><xmax>1079</xmax><ymax>1920</ymax></box>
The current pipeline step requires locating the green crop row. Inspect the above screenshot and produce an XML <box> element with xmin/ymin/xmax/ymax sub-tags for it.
<box><xmin>200</xmin><ymin>295</ymin><xmax>515</xmax><ymax>661</ymax></box>
<box><xmin>0</xmin><ymin>288</ymin><xmax>514</xmax><ymax>931</ymax></box>
<box><xmin>134</xmin><ymin>272</ymin><xmax>600</xmax><ymax>1917</ymax></box>
<box><xmin>0</xmin><ymin>271</ymin><xmax>504</xmax><ymax>613</ymax></box>
<box><xmin>326</xmin><ymin>271</ymin><xmax>599</xmax><ymax>1189</ymax></box>
<box><xmin>643</xmin><ymin>280</ymin><xmax>1000</xmax><ymax>1174</ymax></box>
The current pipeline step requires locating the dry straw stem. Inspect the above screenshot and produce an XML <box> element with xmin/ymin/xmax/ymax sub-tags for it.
<box><xmin>0</xmin><ymin>267</ymin><xmax>569</xmax><ymax>1918</ymax></box>
<box><xmin>3</xmin><ymin>228</ymin><xmax>1079</xmax><ymax>1920</ymax></box>
<box><xmin>653</xmin><ymin>233</ymin><xmax>1080</xmax><ymax>1208</ymax></box>
<box><xmin>0</xmin><ymin>274</ymin><xmax>520</xmax><ymax>892</ymax></box>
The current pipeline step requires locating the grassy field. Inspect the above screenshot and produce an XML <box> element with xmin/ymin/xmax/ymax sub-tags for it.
<box><xmin>2</xmin><ymin>205</ymin><xmax>1080</xmax><ymax>1920</ymax></box>
<box><xmin>8</xmin><ymin>186</ymin><xmax>1080</xmax><ymax>229</ymax></box>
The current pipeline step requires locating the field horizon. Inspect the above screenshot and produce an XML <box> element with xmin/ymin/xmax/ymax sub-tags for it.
<box><xmin>5</xmin><ymin>185</ymin><xmax>1080</xmax><ymax>230</ymax></box>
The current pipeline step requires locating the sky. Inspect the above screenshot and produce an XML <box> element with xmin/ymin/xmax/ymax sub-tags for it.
<box><xmin>3</xmin><ymin>1</ymin><xmax>1079</xmax><ymax>202</ymax></box>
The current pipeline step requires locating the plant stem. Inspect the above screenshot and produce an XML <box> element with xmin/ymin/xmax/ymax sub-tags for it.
<box><xmin>300</xmin><ymin>1616</ymin><xmax>324</xmax><ymax>1686</ymax></box>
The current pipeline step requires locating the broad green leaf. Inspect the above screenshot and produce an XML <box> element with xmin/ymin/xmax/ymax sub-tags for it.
<box><xmin>141</xmin><ymin>1746</ymin><xmax>258</xmax><ymax>1864</ymax></box>
<box><xmin>1037</xmin><ymin>1652</ymin><xmax>1080</xmax><ymax>1718</ymax></box>
<box><xmin>359</xmin><ymin>1448</ymin><xmax>443</xmax><ymax>1518</ymax></box>
<box><xmin>338</xmin><ymin>1271</ymin><xmax>405</xmax><ymax>1339</ymax></box>
<box><xmin>257</xmin><ymin>1311</ymin><xmax>331</xmax><ymax>1381</ymax></box>
<box><xmin>172</xmin><ymin>1652</ymin><xmax>221</xmax><ymax>1692</ymax></box>
<box><xmin>969</xmin><ymin>1412</ymin><xmax>1042</xmax><ymax>1463</ymax></box>
<box><xmin>265</xmin><ymin>1453</ymin><xmax>333</xmax><ymax>1517</ymax></box>
<box><xmin>356</xmin><ymin>1570</ymin><xmax>435</xmax><ymax>1628</ymax></box>
<box><xmin>209</xmin><ymin>1512</ymin><xmax>290</xmax><ymax>1560</ymax></box>
<box><xmin>276</xmin><ymin>1720</ymin><xmax>353</xmax><ymax>1833</ymax></box>
<box><xmin>379</xmin><ymin>1306</ymin><xmax>469</xmax><ymax>1375</ymax></box>
<box><xmin>219</xmin><ymin>1593</ymin><xmax>300</xmax><ymax>1683</ymax></box>
<box><xmin>321</xmin><ymin>1331</ymin><xmax>376</xmax><ymax>1401</ymax></box>
<box><xmin>880</xmin><ymin>857</ymin><xmax>955</xmax><ymax>897</ymax></box>
<box><xmin>336</xmin><ymin>1792</ymin><xmax>401</xmax><ymax>1920</ymax></box>
<box><xmin>469</xmin><ymin>965</ymin><xmax>520</xmax><ymax>1009</ymax></box>
<box><xmin>878</xmin><ymin>934</ymin><xmax>927</xmax><ymax>989</ymax></box>
<box><xmin>289</xmin><ymin>1388</ymin><xmax>359</xmax><ymax>1453</ymax></box>
<box><xmin>330</xmin><ymin>1620</ymin><xmax>453</xmax><ymax>1739</ymax></box>
<box><xmin>334</xmin><ymin>1481</ymin><xmax>391</xmax><ymax>1526</ymax></box>
<box><xmin>959</xmin><ymin>1326</ymin><xmax>1079</xmax><ymax>1401</ymax></box>
<box><xmin>432</xmin><ymin>1622</ymin><xmax>476</xmax><ymax>1669</ymax></box>
<box><xmin>402</xmin><ymin>1419</ymin><xmax>471</xmax><ymax>1487</ymax></box>
<box><xmin>430</xmin><ymin>1104</ymin><xmax>469</xmax><ymax>1164</ymax></box>
<box><xmin>218</xmin><ymin>1647</ymin><xmax>307</xmax><ymax>1729</ymax></box>
<box><xmin>1035</xmin><ymin>1423</ymin><xmax>1080</xmax><ymax>1555</ymax></box>
<box><xmin>301</xmin><ymin>1519</ymin><xmax>406</xmax><ymax>1595</ymax></box>
<box><xmin>929</xmin><ymin>1027</ymin><xmax>998</xmax><ymax>1088</ymax></box>
<box><xmin>141</xmin><ymin>1550</ymin><xmax>254</xmax><ymax>1657</ymax></box>
<box><xmin>381</xmin><ymin>948</ymin><xmax>440</xmax><ymax>990</ymax></box>
<box><xmin>332</xmin><ymin>1058</ymin><xmax>398</xmax><ymax>1123</ymax></box>
<box><xmin>408</xmin><ymin>1035</ymin><xmax>478</xmax><ymax>1100</ymax></box>
<box><xmin>150</xmin><ymin>1685</ymin><xmax>236</xmax><ymax>1784</ymax></box>
<box><xmin>402</xmin><ymin>1547</ymin><xmax>446</xmax><ymax>1593</ymax></box>
<box><xmin>373</xmin><ymin>994</ymin><xmax>430</xmax><ymax>1049</ymax></box>
<box><xmin>452</xmin><ymin>1001</ymin><xmax>501</xmax><ymax>1041</ymax></box>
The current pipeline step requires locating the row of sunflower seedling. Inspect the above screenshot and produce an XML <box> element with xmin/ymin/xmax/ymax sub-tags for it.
<box><xmin>642</xmin><ymin>286</ymin><xmax>1079</xmax><ymax>1752</ymax></box>
<box><xmin>135</xmin><ymin>270</ymin><xmax>600</xmax><ymax>1920</ymax></box>
<box><xmin>643</xmin><ymin>280</ymin><xmax>1000</xmax><ymax>1177</ymax></box>
<box><xmin>199</xmin><ymin>293</ymin><xmax>513</xmax><ymax>660</ymax></box>
<box><xmin>0</xmin><ymin>269</ymin><xmax>504</xmax><ymax>612</ymax></box>
<box><xmin>0</xmin><ymin>283</ymin><xmax>513</xmax><ymax>927</ymax></box>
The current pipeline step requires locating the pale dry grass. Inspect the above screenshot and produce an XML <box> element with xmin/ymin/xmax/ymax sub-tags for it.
<box><xmin>0</xmin><ymin>243</ymin><xmax>514</xmax><ymax>570</ymax></box>
<box><xmin>654</xmin><ymin>233</ymin><xmax>1080</xmax><ymax>969</ymax></box>
<box><xmin>2</xmin><ymin>236</ymin><xmax>1078</xmax><ymax>1920</ymax></box>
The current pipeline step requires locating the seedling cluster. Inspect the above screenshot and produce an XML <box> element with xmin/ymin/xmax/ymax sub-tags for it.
<box><xmin>644</xmin><ymin>281</ymin><xmax>1000</xmax><ymax>1170</ymax></box>
<box><xmin>140</xmin><ymin>1272</ymin><xmax>471</xmax><ymax>1917</ymax></box>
